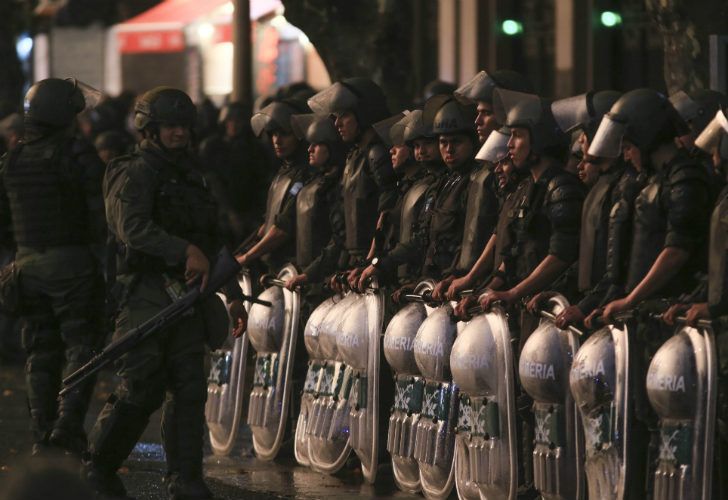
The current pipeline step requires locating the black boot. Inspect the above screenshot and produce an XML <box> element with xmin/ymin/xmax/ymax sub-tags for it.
<box><xmin>166</xmin><ymin>475</ymin><xmax>213</xmax><ymax>500</ymax></box>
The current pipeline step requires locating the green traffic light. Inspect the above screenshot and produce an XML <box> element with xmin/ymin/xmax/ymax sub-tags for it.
<box><xmin>501</xmin><ymin>19</ymin><xmax>523</xmax><ymax>36</ymax></box>
<box><xmin>600</xmin><ymin>11</ymin><xmax>622</xmax><ymax>27</ymax></box>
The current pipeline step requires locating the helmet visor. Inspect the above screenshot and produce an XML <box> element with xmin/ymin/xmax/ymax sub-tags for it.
<box><xmin>493</xmin><ymin>88</ymin><xmax>542</xmax><ymax>129</ymax></box>
<box><xmin>551</xmin><ymin>94</ymin><xmax>589</xmax><ymax>134</ymax></box>
<box><xmin>475</xmin><ymin>127</ymin><xmax>510</xmax><ymax>162</ymax></box>
<box><xmin>454</xmin><ymin>70</ymin><xmax>495</xmax><ymax>104</ymax></box>
<box><xmin>695</xmin><ymin>109</ymin><xmax>728</xmax><ymax>156</ymax></box>
<box><xmin>250</xmin><ymin>102</ymin><xmax>294</xmax><ymax>137</ymax></box>
<box><xmin>290</xmin><ymin>113</ymin><xmax>317</xmax><ymax>141</ymax></box>
<box><xmin>66</xmin><ymin>78</ymin><xmax>103</xmax><ymax>111</ymax></box>
<box><xmin>588</xmin><ymin>114</ymin><xmax>625</xmax><ymax>159</ymax></box>
<box><xmin>307</xmin><ymin>82</ymin><xmax>358</xmax><ymax>118</ymax></box>
<box><xmin>669</xmin><ymin>90</ymin><xmax>699</xmax><ymax>123</ymax></box>
<box><xmin>372</xmin><ymin>112</ymin><xmax>407</xmax><ymax>147</ymax></box>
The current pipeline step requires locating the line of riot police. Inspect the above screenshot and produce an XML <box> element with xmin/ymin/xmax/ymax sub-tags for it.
<box><xmin>216</xmin><ymin>73</ymin><xmax>728</xmax><ymax>500</ymax></box>
<box><xmin>3</xmin><ymin>71</ymin><xmax>728</xmax><ymax>500</ymax></box>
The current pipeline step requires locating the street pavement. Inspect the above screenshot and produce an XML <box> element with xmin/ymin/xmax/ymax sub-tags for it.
<box><xmin>0</xmin><ymin>363</ymin><xmax>422</xmax><ymax>499</ymax></box>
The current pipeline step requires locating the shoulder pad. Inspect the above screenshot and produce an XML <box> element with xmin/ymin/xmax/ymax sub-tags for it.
<box><xmin>547</xmin><ymin>172</ymin><xmax>584</xmax><ymax>202</ymax></box>
<box><xmin>669</xmin><ymin>160</ymin><xmax>708</xmax><ymax>185</ymax></box>
<box><xmin>367</xmin><ymin>142</ymin><xmax>389</xmax><ymax>165</ymax></box>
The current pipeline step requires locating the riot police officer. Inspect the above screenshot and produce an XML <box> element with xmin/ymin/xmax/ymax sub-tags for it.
<box><xmin>0</xmin><ymin>78</ymin><xmax>106</xmax><ymax>456</ymax></box>
<box><xmin>468</xmin><ymin>89</ymin><xmax>584</xmax><ymax>498</ymax></box>
<box><xmin>585</xmin><ymin>89</ymin><xmax>711</xmax><ymax>498</ymax></box>
<box><xmin>236</xmin><ymin>99</ymin><xmax>312</xmax><ymax>271</ymax></box>
<box><xmin>307</xmin><ymin>78</ymin><xmax>397</xmax><ymax>275</ymax></box>
<box><xmin>281</xmin><ymin>114</ymin><xmax>346</xmax><ymax>289</ymax></box>
<box><xmin>356</xmin><ymin>108</ymin><xmax>447</xmax><ymax>295</ymax></box>
<box><xmin>431</xmin><ymin>70</ymin><xmax>533</xmax><ymax>298</ymax></box>
<box><xmin>83</xmin><ymin>87</ymin><xmax>247</xmax><ymax>500</ymax></box>
<box><xmin>662</xmin><ymin>106</ymin><xmax>728</xmax><ymax>499</ymax></box>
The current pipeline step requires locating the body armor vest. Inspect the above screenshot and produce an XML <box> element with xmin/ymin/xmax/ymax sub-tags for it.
<box><xmin>424</xmin><ymin>163</ymin><xmax>474</xmax><ymax>277</ymax></box>
<box><xmin>494</xmin><ymin>190</ymin><xmax>520</xmax><ymax>271</ymax></box>
<box><xmin>396</xmin><ymin>179</ymin><xmax>430</xmax><ymax>280</ymax></box>
<box><xmin>296</xmin><ymin>174</ymin><xmax>333</xmax><ymax>268</ymax></box>
<box><xmin>578</xmin><ymin>169</ymin><xmax>621</xmax><ymax>291</ymax></box>
<box><xmin>3</xmin><ymin>140</ymin><xmax>88</xmax><ymax>249</ymax></box>
<box><xmin>342</xmin><ymin>145</ymin><xmax>378</xmax><ymax>254</ymax></box>
<box><xmin>708</xmin><ymin>189</ymin><xmax>728</xmax><ymax>305</ymax></box>
<box><xmin>626</xmin><ymin>175</ymin><xmax>667</xmax><ymax>292</ymax></box>
<box><xmin>263</xmin><ymin>168</ymin><xmax>294</xmax><ymax>233</ymax></box>
<box><xmin>118</xmin><ymin>148</ymin><xmax>218</xmax><ymax>274</ymax></box>
<box><xmin>457</xmin><ymin>165</ymin><xmax>499</xmax><ymax>273</ymax></box>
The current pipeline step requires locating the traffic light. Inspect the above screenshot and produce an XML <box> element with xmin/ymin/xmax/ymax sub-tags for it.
<box><xmin>501</xmin><ymin>19</ymin><xmax>523</xmax><ymax>36</ymax></box>
<box><xmin>599</xmin><ymin>10</ymin><xmax>622</xmax><ymax>28</ymax></box>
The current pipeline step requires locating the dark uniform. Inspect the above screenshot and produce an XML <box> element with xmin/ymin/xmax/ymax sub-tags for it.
<box><xmin>0</xmin><ymin>78</ymin><xmax>106</xmax><ymax>455</ymax></box>
<box><xmin>84</xmin><ymin>88</ymin><xmax>242</xmax><ymax>500</ymax></box>
<box><xmin>587</xmin><ymin>88</ymin><xmax>712</xmax><ymax>499</ymax></box>
<box><xmin>246</xmin><ymin>100</ymin><xmax>313</xmax><ymax>272</ymax></box>
<box><xmin>576</xmin><ymin>164</ymin><xmax>643</xmax><ymax>315</ymax></box>
<box><xmin>308</xmin><ymin>78</ymin><xmax>398</xmax><ymax>265</ymax></box>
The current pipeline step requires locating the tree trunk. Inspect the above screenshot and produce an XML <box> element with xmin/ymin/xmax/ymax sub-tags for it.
<box><xmin>281</xmin><ymin>0</ymin><xmax>428</xmax><ymax>111</ymax></box>
<box><xmin>645</xmin><ymin>0</ymin><xmax>728</xmax><ymax>94</ymax></box>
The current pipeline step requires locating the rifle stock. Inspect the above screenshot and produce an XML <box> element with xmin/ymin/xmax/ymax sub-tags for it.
<box><xmin>59</xmin><ymin>247</ymin><xmax>242</xmax><ymax>398</ymax></box>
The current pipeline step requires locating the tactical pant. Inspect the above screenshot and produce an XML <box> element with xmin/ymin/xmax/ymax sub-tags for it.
<box><xmin>514</xmin><ymin>309</ymin><xmax>539</xmax><ymax>500</ymax></box>
<box><xmin>16</xmin><ymin>246</ymin><xmax>103</xmax><ymax>447</ymax></box>
<box><xmin>88</xmin><ymin>276</ymin><xmax>207</xmax><ymax>481</ymax></box>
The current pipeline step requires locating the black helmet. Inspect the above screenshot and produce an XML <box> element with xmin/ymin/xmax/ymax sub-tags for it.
<box><xmin>308</xmin><ymin>77</ymin><xmax>389</xmax><ymax>129</ymax></box>
<box><xmin>589</xmin><ymin>89</ymin><xmax>687</xmax><ymax>159</ymax></box>
<box><xmin>218</xmin><ymin>102</ymin><xmax>246</xmax><ymax>125</ymax></box>
<box><xmin>455</xmin><ymin>69</ymin><xmax>533</xmax><ymax>105</ymax></box>
<box><xmin>493</xmin><ymin>89</ymin><xmax>568</xmax><ymax>156</ymax></box>
<box><xmin>423</xmin><ymin>95</ymin><xmax>477</xmax><ymax>136</ymax></box>
<box><xmin>670</xmin><ymin>89</ymin><xmax>728</xmax><ymax>136</ymax></box>
<box><xmin>290</xmin><ymin>113</ymin><xmax>338</xmax><ymax>145</ymax></box>
<box><xmin>250</xmin><ymin>98</ymin><xmax>309</xmax><ymax>137</ymax></box>
<box><xmin>24</xmin><ymin>78</ymin><xmax>88</xmax><ymax>127</ymax></box>
<box><xmin>422</xmin><ymin>80</ymin><xmax>457</xmax><ymax>101</ymax></box>
<box><xmin>396</xmin><ymin>109</ymin><xmax>434</xmax><ymax>145</ymax></box>
<box><xmin>134</xmin><ymin>87</ymin><xmax>196</xmax><ymax>131</ymax></box>
<box><xmin>551</xmin><ymin>90</ymin><xmax>621</xmax><ymax>142</ymax></box>
<box><xmin>372</xmin><ymin>111</ymin><xmax>408</xmax><ymax>147</ymax></box>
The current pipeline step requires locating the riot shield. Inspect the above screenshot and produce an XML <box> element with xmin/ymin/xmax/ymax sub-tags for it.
<box><xmin>646</xmin><ymin>320</ymin><xmax>717</xmax><ymax>500</ymax></box>
<box><xmin>306</xmin><ymin>291</ymin><xmax>359</xmax><ymax>474</ymax></box>
<box><xmin>451</xmin><ymin>305</ymin><xmax>518</xmax><ymax>500</ymax></box>
<box><xmin>412</xmin><ymin>301</ymin><xmax>461</xmax><ymax>499</ymax></box>
<box><xmin>384</xmin><ymin>281</ymin><xmax>436</xmax><ymax>493</ymax></box>
<box><xmin>294</xmin><ymin>295</ymin><xmax>339</xmax><ymax>467</ymax></box>
<box><xmin>569</xmin><ymin>321</ymin><xmax>631</xmax><ymax>499</ymax></box>
<box><xmin>336</xmin><ymin>279</ymin><xmax>385</xmax><ymax>483</ymax></box>
<box><xmin>519</xmin><ymin>295</ymin><xmax>585</xmax><ymax>499</ymax></box>
<box><xmin>205</xmin><ymin>271</ymin><xmax>253</xmax><ymax>455</ymax></box>
<box><xmin>246</xmin><ymin>264</ymin><xmax>301</xmax><ymax>461</ymax></box>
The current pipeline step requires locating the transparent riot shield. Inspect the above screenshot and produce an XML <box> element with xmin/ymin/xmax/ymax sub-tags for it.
<box><xmin>336</xmin><ymin>279</ymin><xmax>385</xmax><ymax>483</ymax></box>
<box><xmin>569</xmin><ymin>321</ymin><xmax>631</xmax><ymax>499</ymax></box>
<box><xmin>306</xmin><ymin>292</ymin><xmax>359</xmax><ymax>474</ymax></box>
<box><xmin>451</xmin><ymin>305</ymin><xmax>518</xmax><ymax>500</ymax></box>
<box><xmin>520</xmin><ymin>295</ymin><xmax>585</xmax><ymax>499</ymax></box>
<box><xmin>646</xmin><ymin>319</ymin><xmax>717</xmax><ymax>500</ymax></box>
<box><xmin>246</xmin><ymin>264</ymin><xmax>301</xmax><ymax>461</ymax></box>
<box><xmin>384</xmin><ymin>280</ymin><xmax>436</xmax><ymax>493</ymax></box>
<box><xmin>294</xmin><ymin>295</ymin><xmax>339</xmax><ymax>467</ymax></box>
<box><xmin>411</xmin><ymin>302</ymin><xmax>461</xmax><ymax>499</ymax></box>
<box><xmin>205</xmin><ymin>271</ymin><xmax>252</xmax><ymax>455</ymax></box>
